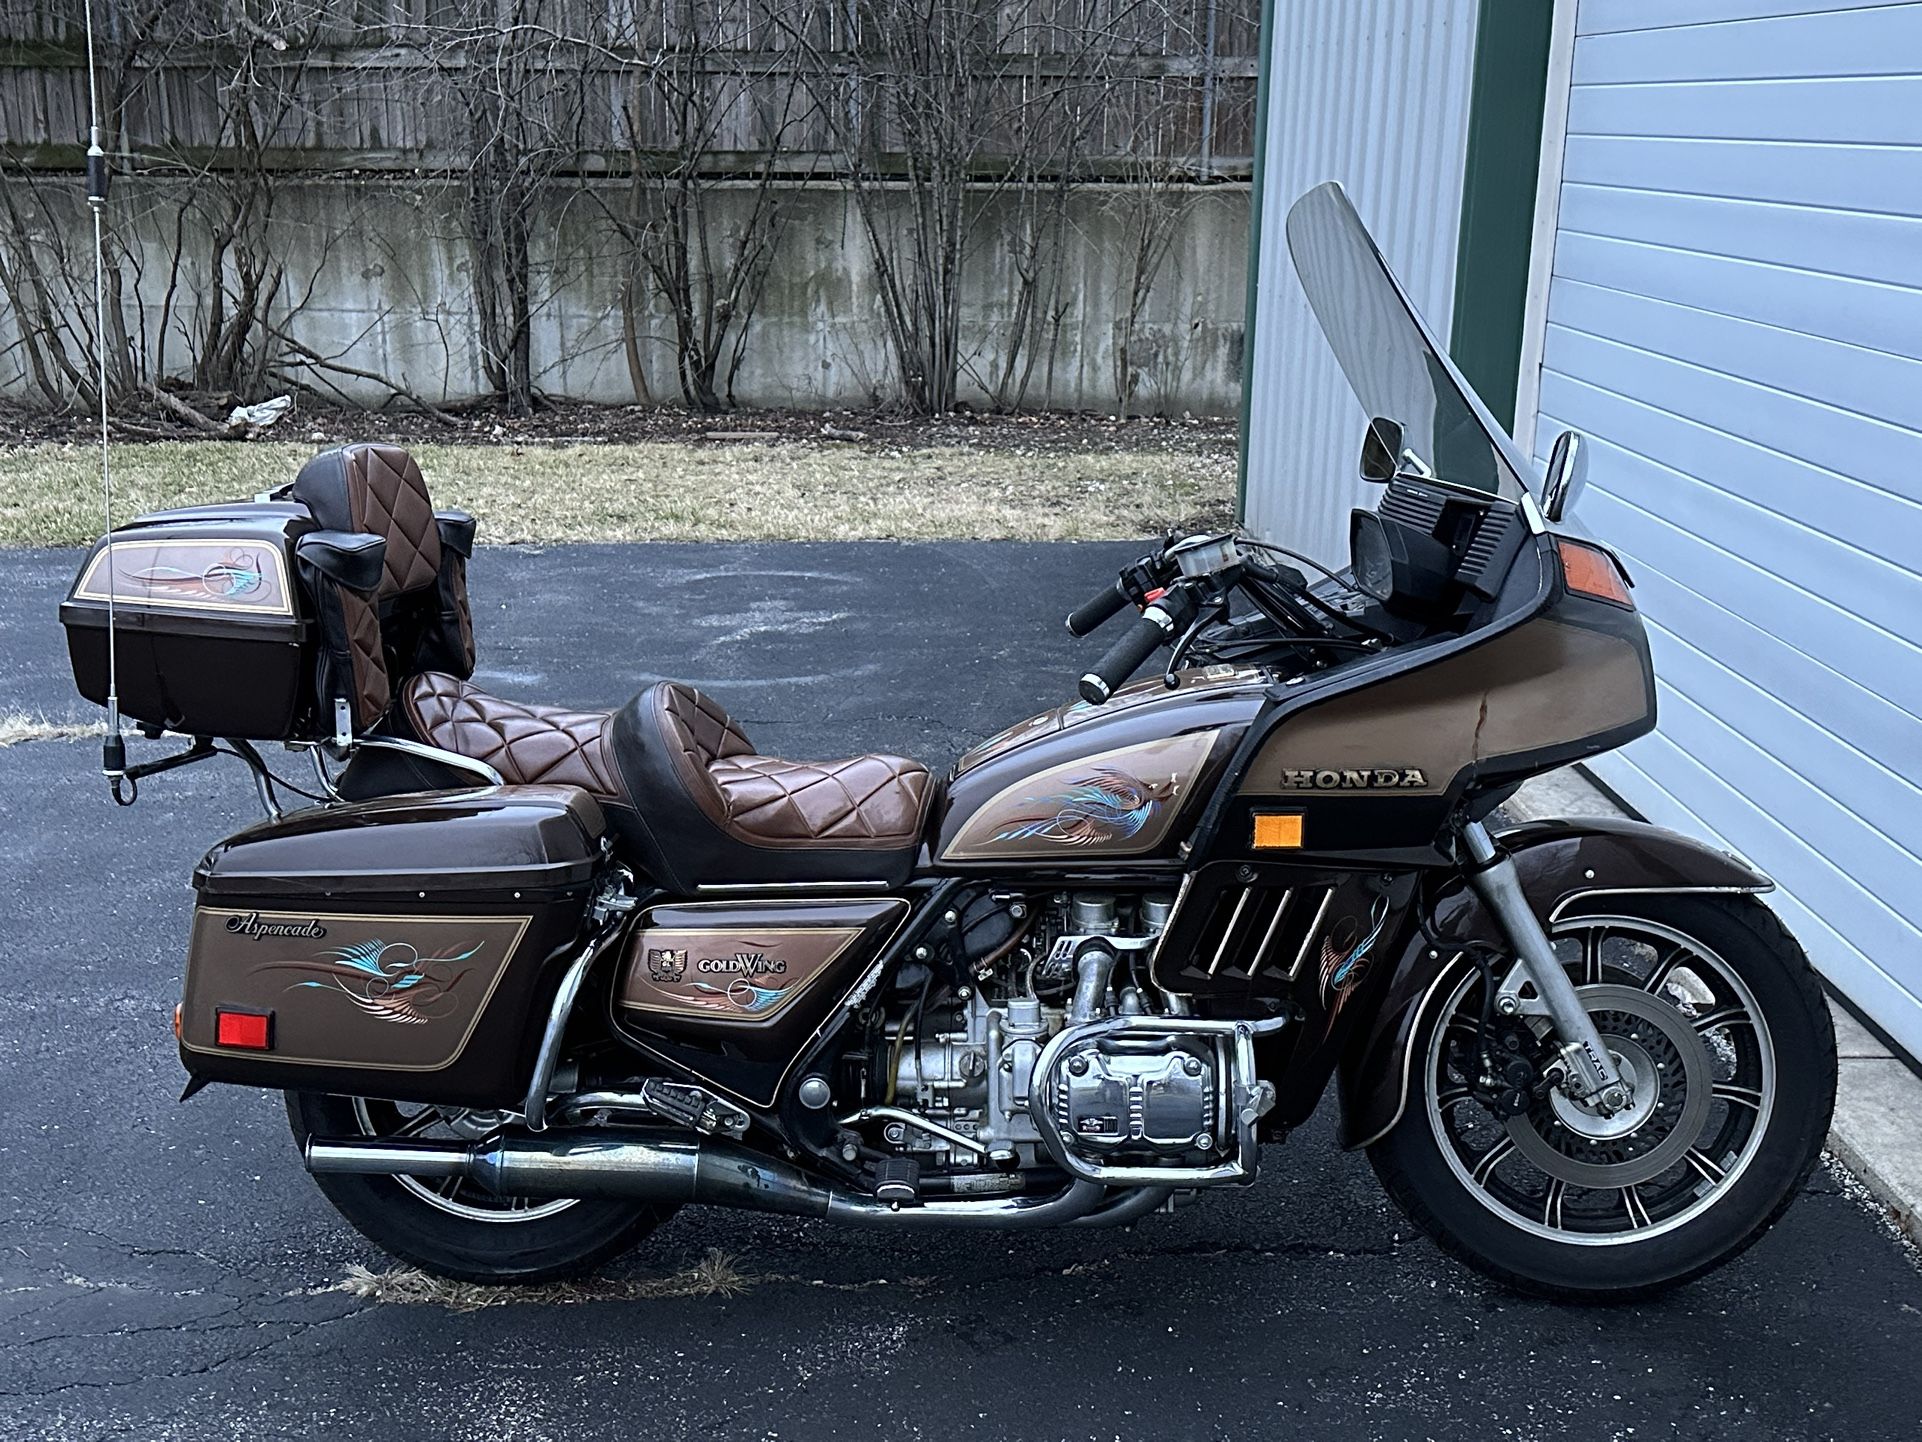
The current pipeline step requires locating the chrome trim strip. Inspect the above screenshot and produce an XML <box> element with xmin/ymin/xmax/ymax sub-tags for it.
<box><xmin>1351</xmin><ymin>953</ymin><xmax>1468</xmax><ymax>1152</ymax></box>
<box><xmin>1244</xmin><ymin>888</ymin><xmax>1293</xmax><ymax>977</ymax></box>
<box><xmin>1547</xmin><ymin>882</ymin><xmax>1771</xmax><ymax>922</ymax></box>
<box><xmin>1286</xmin><ymin>888</ymin><xmax>1335</xmax><ymax>981</ymax></box>
<box><xmin>695</xmin><ymin>879</ymin><xmax>891</xmax><ymax>893</ymax></box>
<box><xmin>1208</xmin><ymin>888</ymin><xmax>1254</xmax><ymax>977</ymax></box>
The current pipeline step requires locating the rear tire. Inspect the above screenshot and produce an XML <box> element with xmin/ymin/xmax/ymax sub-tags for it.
<box><xmin>287</xmin><ymin>1091</ymin><xmax>676</xmax><ymax>1284</ymax></box>
<box><xmin>1369</xmin><ymin>894</ymin><xmax>1835</xmax><ymax>1301</ymax></box>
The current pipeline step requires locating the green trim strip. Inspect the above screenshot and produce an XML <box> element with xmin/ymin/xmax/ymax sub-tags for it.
<box><xmin>1450</xmin><ymin>0</ymin><xmax>1556</xmax><ymax>433</ymax></box>
<box><xmin>1235</xmin><ymin>0</ymin><xmax>1281</xmax><ymax>522</ymax></box>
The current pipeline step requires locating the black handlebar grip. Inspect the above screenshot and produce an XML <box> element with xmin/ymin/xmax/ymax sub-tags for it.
<box><xmin>1065</xmin><ymin>578</ymin><xmax>1132</xmax><ymax>637</ymax></box>
<box><xmin>1079</xmin><ymin>605</ymin><xmax>1176</xmax><ymax>705</ymax></box>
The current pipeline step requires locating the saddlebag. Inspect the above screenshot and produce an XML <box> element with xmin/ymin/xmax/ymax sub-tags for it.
<box><xmin>178</xmin><ymin>786</ymin><xmax>608</xmax><ymax>1107</ymax></box>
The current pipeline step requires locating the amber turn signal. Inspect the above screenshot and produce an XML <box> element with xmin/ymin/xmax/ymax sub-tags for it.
<box><xmin>1557</xmin><ymin>538</ymin><xmax>1633</xmax><ymax>608</ymax></box>
<box><xmin>1252</xmin><ymin>812</ymin><xmax>1304</xmax><ymax>849</ymax></box>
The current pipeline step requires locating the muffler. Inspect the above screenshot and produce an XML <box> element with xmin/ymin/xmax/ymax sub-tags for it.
<box><xmin>305</xmin><ymin>1131</ymin><xmax>1155</xmax><ymax>1229</ymax></box>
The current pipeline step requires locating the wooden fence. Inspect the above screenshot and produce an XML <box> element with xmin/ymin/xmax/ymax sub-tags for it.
<box><xmin>0</xmin><ymin>0</ymin><xmax>1257</xmax><ymax>175</ymax></box>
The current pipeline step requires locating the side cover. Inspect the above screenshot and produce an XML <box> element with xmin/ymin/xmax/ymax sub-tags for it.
<box><xmin>179</xmin><ymin>786</ymin><xmax>606</xmax><ymax>1108</ymax></box>
<box><xmin>610</xmin><ymin>898</ymin><xmax>908</xmax><ymax>1109</ymax></box>
<box><xmin>1335</xmin><ymin>817</ymin><xmax>1772</xmax><ymax>1150</ymax></box>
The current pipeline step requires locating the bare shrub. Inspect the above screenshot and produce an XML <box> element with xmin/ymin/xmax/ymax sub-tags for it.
<box><xmin>592</xmin><ymin>0</ymin><xmax>812</xmax><ymax>411</ymax></box>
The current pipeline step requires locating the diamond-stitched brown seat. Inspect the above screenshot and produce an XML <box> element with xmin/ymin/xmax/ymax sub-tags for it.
<box><xmin>400</xmin><ymin>673</ymin><xmax>932</xmax><ymax>890</ymax></box>
<box><xmin>402</xmin><ymin>673</ymin><xmax>624</xmax><ymax>800</ymax></box>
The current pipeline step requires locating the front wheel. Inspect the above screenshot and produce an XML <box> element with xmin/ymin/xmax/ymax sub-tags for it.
<box><xmin>1370</xmin><ymin>894</ymin><xmax>1836</xmax><ymax>1300</ymax></box>
<box><xmin>287</xmin><ymin>1091</ymin><xmax>676</xmax><ymax>1284</ymax></box>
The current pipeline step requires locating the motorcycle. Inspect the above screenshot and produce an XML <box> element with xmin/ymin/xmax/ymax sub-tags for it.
<box><xmin>59</xmin><ymin>182</ymin><xmax>1836</xmax><ymax>1299</ymax></box>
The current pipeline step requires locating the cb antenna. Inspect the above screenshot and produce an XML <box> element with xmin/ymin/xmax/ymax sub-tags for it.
<box><xmin>83</xmin><ymin>0</ymin><xmax>129</xmax><ymax>800</ymax></box>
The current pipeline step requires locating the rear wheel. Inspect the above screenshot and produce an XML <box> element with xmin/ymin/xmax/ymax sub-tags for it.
<box><xmin>1369</xmin><ymin>894</ymin><xmax>1835</xmax><ymax>1300</ymax></box>
<box><xmin>287</xmin><ymin>1091</ymin><xmax>676</xmax><ymax>1284</ymax></box>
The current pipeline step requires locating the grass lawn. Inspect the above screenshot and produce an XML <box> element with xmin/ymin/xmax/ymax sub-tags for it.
<box><xmin>0</xmin><ymin>436</ymin><xmax>1236</xmax><ymax>546</ymax></box>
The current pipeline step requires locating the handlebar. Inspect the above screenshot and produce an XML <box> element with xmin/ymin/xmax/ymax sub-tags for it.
<box><xmin>1078</xmin><ymin>591</ymin><xmax>1196</xmax><ymax>705</ymax></box>
<box><xmin>1064</xmin><ymin>577</ymin><xmax>1133</xmax><ymax>638</ymax></box>
<box><xmin>1068</xmin><ymin>530</ymin><xmax>1368</xmax><ymax>705</ymax></box>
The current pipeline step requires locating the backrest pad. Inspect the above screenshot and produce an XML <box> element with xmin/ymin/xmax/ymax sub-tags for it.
<box><xmin>293</xmin><ymin>444</ymin><xmax>441</xmax><ymax>600</ymax></box>
<box><xmin>291</xmin><ymin>443</ymin><xmax>472</xmax><ymax>737</ymax></box>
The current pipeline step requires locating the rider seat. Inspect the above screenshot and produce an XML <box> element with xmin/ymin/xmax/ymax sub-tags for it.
<box><xmin>304</xmin><ymin>441</ymin><xmax>932</xmax><ymax>891</ymax></box>
<box><xmin>400</xmin><ymin>673</ymin><xmax>933</xmax><ymax>890</ymax></box>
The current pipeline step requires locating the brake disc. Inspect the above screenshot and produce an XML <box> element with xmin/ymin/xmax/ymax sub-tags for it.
<box><xmin>1502</xmin><ymin>984</ymin><xmax>1713</xmax><ymax>1190</ymax></box>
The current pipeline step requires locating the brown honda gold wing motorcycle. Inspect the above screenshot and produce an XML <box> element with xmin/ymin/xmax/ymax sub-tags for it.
<box><xmin>60</xmin><ymin>183</ymin><xmax>1835</xmax><ymax>1300</ymax></box>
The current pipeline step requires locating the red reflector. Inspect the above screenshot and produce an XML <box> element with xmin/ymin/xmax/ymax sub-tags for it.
<box><xmin>215</xmin><ymin>1010</ymin><xmax>272</xmax><ymax>1050</ymax></box>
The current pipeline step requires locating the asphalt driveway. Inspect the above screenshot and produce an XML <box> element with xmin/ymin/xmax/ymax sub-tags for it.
<box><xmin>2</xmin><ymin>541</ymin><xmax>1920</xmax><ymax>1442</ymax></box>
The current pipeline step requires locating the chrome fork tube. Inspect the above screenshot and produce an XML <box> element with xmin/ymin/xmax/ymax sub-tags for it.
<box><xmin>1459</xmin><ymin>820</ymin><xmax>1628</xmax><ymax>1111</ymax></box>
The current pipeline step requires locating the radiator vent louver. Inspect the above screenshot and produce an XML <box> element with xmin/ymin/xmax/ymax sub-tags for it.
<box><xmin>1190</xmin><ymin>883</ymin><xmax>1336</xmax><ymax>983</ymax></box>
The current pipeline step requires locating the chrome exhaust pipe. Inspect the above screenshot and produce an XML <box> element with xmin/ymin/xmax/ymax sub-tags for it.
<box><xmin>304</xmin><ymin>1131</ymin><xmax>1140</xmax><ymax>1229</ymax></box>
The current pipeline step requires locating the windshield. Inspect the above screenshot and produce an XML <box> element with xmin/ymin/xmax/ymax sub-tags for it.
<box><xmin>1285</xmin><ymin>182</ymin><xmax>1536</xmax><ymax>500</ymax></box>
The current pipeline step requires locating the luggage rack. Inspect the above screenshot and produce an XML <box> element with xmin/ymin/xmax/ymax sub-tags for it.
<box><xmin>113</xmin><ymin>727</ymin><xmax>501</xmax><ymax>817</ymax></box>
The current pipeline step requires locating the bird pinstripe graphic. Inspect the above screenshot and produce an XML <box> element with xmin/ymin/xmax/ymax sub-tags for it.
<box><xmin>991</xmin><ymin>768</ymin><xmax>1175</xmax><ymax>847</ymax></box>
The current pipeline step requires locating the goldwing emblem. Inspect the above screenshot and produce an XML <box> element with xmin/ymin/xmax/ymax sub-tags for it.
<box><xmin>647</xmin><ymin>947</ymin><xmax>689</xmax><ymax>983</ymax></box>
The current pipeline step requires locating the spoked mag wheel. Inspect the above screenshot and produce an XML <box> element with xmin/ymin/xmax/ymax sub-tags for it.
<box><xmin>1371</xmin><ymin>894</ymin><xmax>1836</xmax><ymax>1300</ymax></box>
<box><xmin>287</xmin><ymin>1091</ymin><xmax>675</xmax><ymax>1284</ymax></box>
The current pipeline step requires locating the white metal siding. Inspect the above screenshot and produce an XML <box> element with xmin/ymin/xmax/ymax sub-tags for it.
<box><xmin>1242</xmin><ymin>1</ymin><xmax>1480</xmax><ymax>563</ymax></box>
<box><xmin>1529</xmin><ymin>0</ymin><xmax>1922</xmax><ymax>1055</ymax></box>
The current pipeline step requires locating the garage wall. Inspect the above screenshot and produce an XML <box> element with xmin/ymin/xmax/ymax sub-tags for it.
<box><xmin>1524</xmin><ymin>0</ymin><xmax>1922</xmax><ymax>1055</ymax></box>
<box><xmin>1241</xmin><ymin>0</ymin><xmax>1481</xmax><ymax>563</ymax></box>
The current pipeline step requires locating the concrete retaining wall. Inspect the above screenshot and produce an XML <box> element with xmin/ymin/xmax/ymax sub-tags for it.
<box><xmin>0</xmin><ymin>177</ymin><xmax>1249</xmax><ymax>415</ymax></box>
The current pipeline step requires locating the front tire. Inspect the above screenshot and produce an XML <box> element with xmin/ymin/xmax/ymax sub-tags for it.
<box><xmin>287</xmin><ymin>1091</ymin><xmax>676</xmax><ymax>1284</ymax></box>
<box><xmin>1370</xmin><ymin>894</ymin><xmax>1835</xmax><ymax>1301</ymax></box>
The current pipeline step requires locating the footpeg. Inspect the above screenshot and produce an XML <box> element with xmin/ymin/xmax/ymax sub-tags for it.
<box><xmin>873</xmin><ymin>1156</ymin><xmax>921</xmax><ymax>1205</ymax></box>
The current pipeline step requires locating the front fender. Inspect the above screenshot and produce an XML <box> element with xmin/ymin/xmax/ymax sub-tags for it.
<box><xmin>1335</xmin><ymin>817</ymin><xmax>1771</xmax><ymax>1150</ymax></box>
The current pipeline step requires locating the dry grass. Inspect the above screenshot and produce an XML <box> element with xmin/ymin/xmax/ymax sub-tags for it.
<box><xmin>0</xmin><ymin>436</ymin><xmax>1235</xmax><ymax>546</ymax></box>
<box><xmin>0</xmin><ymin>712</ymin><xmax>105</xmax><ymax>746</ymax></box>
<box><xmin>320</xmin><ymin>1247</ymin><xmax>754</xmax><ymax>1311</ymax></box>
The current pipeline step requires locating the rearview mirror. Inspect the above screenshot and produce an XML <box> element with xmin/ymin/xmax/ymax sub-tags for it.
<box><xmin>1359</xmin><ymin>417</ymin><xmax>1403</xmax><ymax>484</ymax></box>
<box><xmin>1541</xmin><ymin>430</ymin><xmax>1590</xmax><ymax>523</ymax></box>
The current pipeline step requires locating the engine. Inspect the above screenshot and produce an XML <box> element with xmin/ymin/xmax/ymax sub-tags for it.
<box><xmin>869</xmin><ymin>889</ymin><xmax>1266</xmax><ymax>1181</ymax></box>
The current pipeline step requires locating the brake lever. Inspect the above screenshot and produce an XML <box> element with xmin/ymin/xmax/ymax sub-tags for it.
<box><xmin>1161</xmin><ymin>595</ymin><xmax>1227</xmax><ymax>687</ymax></box>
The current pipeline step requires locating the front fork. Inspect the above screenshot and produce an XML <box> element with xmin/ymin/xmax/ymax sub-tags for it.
<box><xmin>1459</xmin><ymin>820</ymin><xmax>1631</xmax><ymax>1115</ymax></box>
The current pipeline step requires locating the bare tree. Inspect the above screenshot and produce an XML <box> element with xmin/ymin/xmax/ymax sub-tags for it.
<box><xmin>0</xmin><ymin>0</ymin><xmax>168</xmax><ymax>409</ymax></box>
<box><xmin>0</xmin><ymin>0</ymin><xmax>1250</xmax><ymax>420</ymax></box>
<box><xmin>411</xmin><ymin>0</ymin><xmax>589</xmax><ymax>416</ymax></box>
<box><xmin>1106</xmin><ymin>64</ymin><xmax>1205</xmax><ymax>415</ymax></box>
<box><xmin>0</xmin><ymin>0</ymin><xmax>421</xmax><ymax>422</ymax></box>
<box><xmin>176</xmin><ymin>4</ymin><xmax>329</xmax><ymax>399</ymax></box>
<box><xmin>785</xmin><ymin>0</ymin><xmax>1170</xmax><ymax>416</ymax></box>
<box><xmin>591</xmin><ymin>0</ymin><xmax>810</xmax><ymax>411</ymax></box>
<box><xmin>779</xmin><ymin>0</ymin><xmax>999</xmax><ymax>415</ymax></box>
